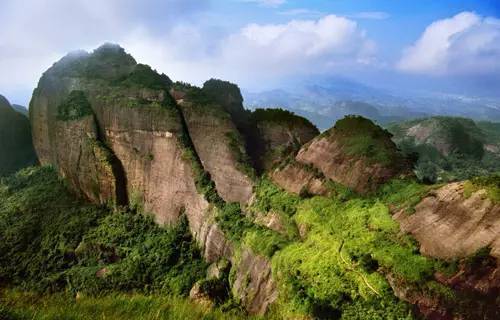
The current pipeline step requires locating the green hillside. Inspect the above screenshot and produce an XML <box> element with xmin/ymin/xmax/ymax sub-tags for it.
<box><xmin>0</xmin><ymin>95</ymin><xmax>37</xmax><ymax>176</ymax></box>
<box><xmin>387</xmin><ymin>116</ymin><xmax>500</xmax><ymax>183</ymax></box>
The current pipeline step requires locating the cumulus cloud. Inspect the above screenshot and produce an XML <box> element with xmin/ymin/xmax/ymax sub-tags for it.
<box><xmin>219</xmin><ymin>15</ymin><xmax>376</xmax><ymax>78</ymax></box>
<box><xmin>398</xmin><ymin>11</ymin><xmax>500</xmax><ymax>75</ymax></box>
<box><xmin>1</xmin><ymin>0</ymin><xmax>376</xmax><ymax>103</ymax></box>
<box><xmin>0</xmin><ymin>0</ymin><xmax>207</xmax><ymax>103</ymax></box>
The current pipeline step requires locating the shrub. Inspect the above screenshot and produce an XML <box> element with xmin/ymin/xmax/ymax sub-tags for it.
<box><xmin>0</xmin><ymin>166</ymin><xmax>206</xmax><ymax>296</ymax></box>
<box><xmin>57</xmin><ymin>90</ymin><xmax>93</xmax><ymax>121</ymax></box>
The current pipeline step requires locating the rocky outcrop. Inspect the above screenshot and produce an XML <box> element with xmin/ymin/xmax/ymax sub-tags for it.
<box><xmin>178</xmin><ymin>98</ymin><xmax>254</xmax><ymax>204</ymax></box>
<box><xmin>0</xmin><ymin>95</ymin><xmax>37</xmax><ymax>176</ymax></box>
<box><xmin>251</xmin><ymin>108</ymin><xmax>319</xmax><ymax>171</ymax></box>
<box><xmin>270</xmin><ymin>160</ymin><xmax>329</xmax><ymax>196</ymax></box>
<box><xmin>389</xmin><ymin>116</ymin><xmax>485</xmax><ymax>158</ymax></box>
<box><xmin>394</xmin><ymin>182</ymin><xmax>500</xmax><ymax>260</ymax></box>
<box><xmin>392</xmin><ymin>182</ymin><xmax>500</xmax><ymax>319</ymax></box>
<box><xmin>231</xmin><ymin>248</ymin><xmax>278</xmax><ymax>315</ymax></box>
<box><xmin>29</xmin><ymin>44</ymin><xmax>276</xmax><ymax>314</ymax></box>
<box><xmin>273</xmin><ymin>116</ymin><xmax>410</xmax><ymax>195</ymax></box>
<box><xmin>30</xmin><ymin>44</ymin><xmax>228</xmax><ymax>259</ymax></box>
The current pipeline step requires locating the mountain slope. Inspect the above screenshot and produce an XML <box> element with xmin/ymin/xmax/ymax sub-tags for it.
<box><xmin>17</xmin><ymin>44</ymin><xmax>500</xmax><ymax>319</ymax></box>
<box><xmin>0</xmin><ymin>95</ymin><xmax>37</xmax><ymax>176</ymax></box>
<box><xmin>388</xmin><ymin>117</ymin><xmax>500</xmax><ymax>182</ymax></box>
<box><xmin>272</xmin><ymin>115</ymin><xmax>411</xmax><ymax>195</ymax></box>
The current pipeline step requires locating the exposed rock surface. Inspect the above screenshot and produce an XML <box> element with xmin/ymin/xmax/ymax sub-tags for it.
<box><xmin>30</xmin><ymin>44</ymin><xmax>227</xmax><ymax>259</ymax></box>
<box><xmin>251</xmin><ymin>108</ymin><xmax>319</xmax><ymax>171</ymax></box>
<box><xmin>394</xmin><ymin>182</ymin><xmax>500</xmax><ymax>259</ymax></box>
<box><xmin>179</xmin><ymin>99</ymin><xmax>254</xmax><ymax>204</ymax></box>
<box><xmin>29</xmin><ymin>44</ymin><xmax>275</xmax><ymax>314</ymax></box>
<box><xmin>0</xmin><ymin>94</ymin><xmax>37</xmax><ymax>176</ymax></box>
<box><xmin>231</xmin><ymin>248</ymin><xmax>278</xmax><ymax>315</ymax></box>
<box><xmin>273</xmin><ymin>116</ymin><xmax>410</xmax><ymax>194</ymax></box>
<box><xmin>392</xmin><ymin>182</ymin><xmax>500</xmax><ymax>319</ymax></box>
<box><xmin>270</xmin><ymin>160</ymin><xmax>329</xmax><ymax>196</ymax></box>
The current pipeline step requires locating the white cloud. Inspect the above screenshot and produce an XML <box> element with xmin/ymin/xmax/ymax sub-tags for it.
<box><xmin>398</xmin><ymin>11</ymin><xmax>500</xmax><ymax>75</ymax></box>
<box><xmin>0</xmin><ymin>1</ymin><xmax>375</xmax><ymax>103</ymax></box>
<box><xmin>347</xmin><ymin>11</ymin><xmax>390</xmax><ymax>20</ymax></box>
<box><xmin>219</xmin><ymin>15</ymin><xmax>376</xmax><ymax>78</ymax></box>
<box><xmin>240</xmin><ymin>0</ymin><xmax>285</xmax><ymax>8</ymax></box>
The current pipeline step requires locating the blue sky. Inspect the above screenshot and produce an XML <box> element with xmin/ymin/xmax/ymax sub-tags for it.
<box><xmin>1</xmin><ymin>0</ymin><xmax>499</xmax><ymax>105</ymax></box>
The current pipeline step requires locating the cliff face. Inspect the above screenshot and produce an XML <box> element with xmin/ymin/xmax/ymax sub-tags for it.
<box><xmin>0</xmin><ymin>95</ymin><xmax>37</xmax><ymax>176</ymax></box>
<box><xmin>30</xmin><ymin>44</ymin><xmax>230</xmax><ymax>260</ymax></box>
<box><xmin>251</xmin><ymin>108</ymin><xmax>319</xmax><ymax>171</ymax></box>
<box><xmin>272</xmin><ymin>116</ymin><xmax>410</xmax><ymax>195</ymax></box>
<box><xmin>395</xmin><ymin>182</ymin><xmax>500</xmax><ymax>260</ymax></box>
<box><xmin>29</xmin><ymin>44</ymin><xmax>272</xmax><ymax>314</ymax></box>
<box><xmin>392</xmin><ymin>181</ymin><xmax>500</xmax><ymax>319</ymax></box>
<box><xmin>175</xmin><ymin>85</ymin><xmax>255</xmax><ymax>205</ymax></box>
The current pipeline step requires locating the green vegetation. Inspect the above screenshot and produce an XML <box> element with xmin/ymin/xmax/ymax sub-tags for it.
<box><xmin>0</xmin><ymin>289</ymin><xmax>255</xmax><ymax>320</ymax></box>
<box><xmin>114</xmin><ymin>64</ymin><xmax>172</xmax><ymax>90</ymax></box>
<box><xmin>202</xmin><ymin>79</ymin><xmax>243</xmax><ymax>108</ymax></box>
<box><xmin>0</xmin><ymin>96</ymin><xmax>37</xmax><ymax>176</ymax></box>
<box><xmin>332</xmin><ymin>116</ymin><xmax>403</xmax><ymax>166</ymax></box>
<box><xmin>215</xmin><ymin>203</ymin><xmax>289</xmax><ymax>258</ymax></box>
<box><xmin>0</xmin><ymin>167</ymin><xmax>206</xmax><ymax>296</ymax></box>
<box><xmin>377</xmin><ymin>178</ymin><xmax>435</xmax><ymax>214</ymax></box>
<box><xmin>251</xmin><ymin>108</ymin><xmax>318</xmax><ymax>132</ymax></box>
<box><xmin>57</xmin><ymin>90</ymin><xmax>93</xmax><ymax>121</ymax></box>
<box><xmin>50</xmin><ymin>44</ymin><xmax>136</xmax><ymax>80</ymax></box>
<box><xmin>463</xmin><ymin>174</ymin><xmax>500</xmax><ymax>203</ymax></box>
<box><xmin>388</xmin><ymin>117</ymin><xmax>500</xmax><ymax>183</ymax></box>
<box><xmin>272</xmin><ymin>195</ymin><xmax>437</xmax><ymax>319</ymax></box>
<box><xmin>225</xmin><ymin>131</ymin><xmax>256</xmax><ymax>180</ymax></box>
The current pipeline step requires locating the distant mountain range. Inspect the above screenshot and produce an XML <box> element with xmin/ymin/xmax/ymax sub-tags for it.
<box><xmin>12</xmin><ymin>104</ymin><xmax>29</xmax><ymax>117</ymax></box>
<box><xmin>243</xmin><ymin>78</ymin><xmax>500</xmax><ymax>130</ymax></box>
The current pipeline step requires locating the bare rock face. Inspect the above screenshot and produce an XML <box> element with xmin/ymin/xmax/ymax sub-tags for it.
<box><xmin>391</xmin><ymin>182</ymin><xmax>500</xmax><ymax>319</ymax></box>
<box><xmin>179</xmin><ymin>99</ymin><xmax>254</xmax><ymax>205</ymax></box>
<box><xmin>251</xmin><ymin>108</ymin><xmax>319</xmax><ymax>171</ymax></box>
<box><xmin>273</xmin><ymin>116</ymin><xmax>410</xmax><ymax>195</ymax></box>
<box><xmin>53</xmin><ymin>115</ymin><xmax>117</xmax><ymax>204</ymax></box>
<box><xmin>270</xmin><ymin>160</ymin><xmax>329</xmax><ymax>196</ymax></box>
<box><xmin>394</xmin><ymin>182</ymin><xmax>500</xmax><ymax>260</ymax></box>
<box><xmin>231</xmin><ymin>248</ymin><xmax>279</xmax><ymax>315</ymax></box>
<box><xmin>30</xmin><ymin>44</ymin><xmax>279</xmax><ymax>315</ymax></box>
<box><xmin>29</xmin><ymin>44</ymin><xmax>228</xmax><ymax>261</ymax></box>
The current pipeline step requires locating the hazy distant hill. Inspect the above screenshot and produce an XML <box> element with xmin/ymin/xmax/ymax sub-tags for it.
<box><xmin>243</xmin><ymin>78</ymin><xmax>500</xmax><ymax>130</ymax></box>
<box><xmin>0</xmin><ymin>95</ymin><xmax>37</xmax><ymax>175</ymax></box>
<box><xmin>388</xmin><ymin>116</ymin><xmax>500</xmax><ymax>182</ymax></box>
<box><xmin>12</xmin><ymin>104</ymin><xmax>29</xmax><ymax>116</ymax></box>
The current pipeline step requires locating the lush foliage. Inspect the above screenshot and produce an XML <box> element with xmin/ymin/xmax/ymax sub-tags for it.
<box><xmin>251</xmin><ymin>108</ymin><xmax>319</xmax><ymax>132</ymax></box>
<box><xmin>114</xmin><ymin>64</ymin><xmax>172</xmax><ymax>90</ymax></box>
<box><xmin>0</xmin><ymin>289</ymin><xmax>259</xmax><ymax>320</ymax></box>
<box><xmin>463</xmin><ymin>174</ymin><xmax>500</xmax><ymax>203</ymax></box>
<box><xmin>0</xmin><ymin>167</ymin><xmax>206</xmax><ymax>296</ymax></box>
<box><xmin>388</xmin><ymin>117</ymin><xmax>500</xmax><ymax>183</ymax></box>
<box><xmin>331</xmin><ymin>116</ymin><xmax>403</xmax><ymax>166</ymax></box>
<box><xmin>0</xmin><ymin>98</ymin><xmax>37</xmax><ymax>176</ymax></box>
<box><xmin>215</xmin><ymin>203</ymin><xmax>289</xmax><ymax>257</ymax></box>
<box><xmin>272</xmin><ymin>195</ymin><xmax>434</xmax><ymax>319</ymax></box>
<box><xmin>57</xmin><ymin>90</ymin><xmax>93</xmax><ymax>121</ymax></box>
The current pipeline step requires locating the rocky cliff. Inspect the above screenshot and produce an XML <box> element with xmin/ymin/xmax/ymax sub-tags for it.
<box><xmin>272</xmin><ymin>115</ymin><xmax>411</xmax><ymax>195</ymax></box>
<box><xmin>250</xmin><ymin>108</ymin><xmax>319</xmax><ymax>171</ymax></box>
<box><xmin>29</xmin><ymin>44</ymin><xmax>274</xmax><ymax>314</ymax></box>
<box><xmin>391</xmin><ymin>179</ymin><xmax>500</xmax><ymax>319</ymax></box>
<box><xmin>28</xmin><ymin>44</ymin><xmax>500</xmax><ymax>319</ymax></box>
<box><xmin>0</xmin><ymin>95</ymin><xmax>37</xmax><ymax>176</ymax></box>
